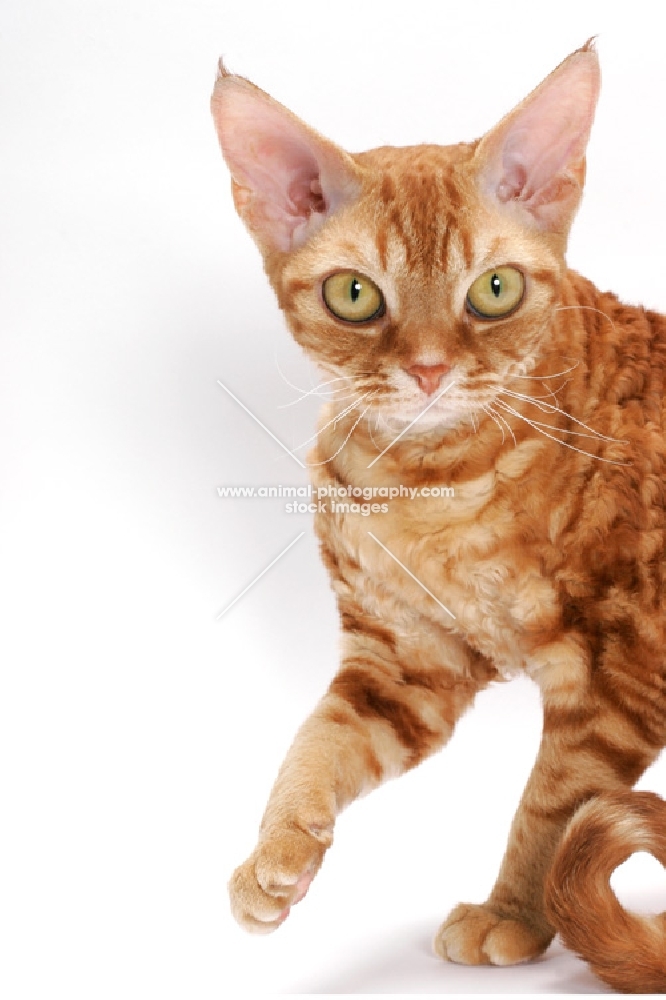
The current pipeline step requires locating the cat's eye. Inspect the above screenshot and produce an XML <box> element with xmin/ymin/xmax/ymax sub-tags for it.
<box><xmin>466</xmin><ymin>266</ymin><xmax>525</xmax><ymax>319</ymax></box>
<box><xmin>322</xmin><ymin>272</ymin><xmax>385</xmax><ymax>323</ymax></box>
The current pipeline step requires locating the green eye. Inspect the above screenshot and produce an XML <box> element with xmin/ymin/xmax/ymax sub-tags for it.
<box><xmin>466</xmin><ymin>266</ymin><xmax>525</xmax><ymax>319</ymax></box>
<box><xmin>322</xmin><ymin>272</ymin><xmax>385</xmax><ymax>323</ymax></box>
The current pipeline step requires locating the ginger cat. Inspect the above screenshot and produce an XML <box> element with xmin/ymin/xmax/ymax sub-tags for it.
<box><xmin>211</xmin><ymin>42</ymin><xmax>666</xmax><ymax>993</ymax></box>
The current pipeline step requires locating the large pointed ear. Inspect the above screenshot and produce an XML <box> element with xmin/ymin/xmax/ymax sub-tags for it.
<box><xmin>473</xmin><ymin>41</ymin><xmax>600</xmax><ymax>234</ymax></box>
<box><xmin>211</xmin><ymin>62</ymin><xmax>363</xmax><ymax>255</ymax></box>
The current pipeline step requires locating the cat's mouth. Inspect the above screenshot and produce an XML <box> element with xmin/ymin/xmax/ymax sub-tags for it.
<box><xmin>369</xmin><ymin>376</ymin><xmax>473</xmax><ymax>433</ymax></box>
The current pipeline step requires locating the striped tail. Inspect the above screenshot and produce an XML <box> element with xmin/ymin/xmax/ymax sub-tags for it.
<box><xmin>545</xmin><ymin>790</ymin><xmax>666</xmax><ymax>993</ymax></box>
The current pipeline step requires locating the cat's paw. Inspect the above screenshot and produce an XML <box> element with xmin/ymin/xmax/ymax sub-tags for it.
<box><xmin>228</xmin><ymin>821</ymin><xmax>333</xmax><ymax>933</ymax></box>
<box><xmin>433</xmin><ymin>902</ymin><xmax>552</xmax><ymax>966</ymax></box>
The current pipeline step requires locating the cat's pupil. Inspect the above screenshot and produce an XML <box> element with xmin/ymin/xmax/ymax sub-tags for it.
<box><xmin>350</xmin><ymin>279</ymin><xmax>362</xmax><ymax>302</ymax></box>
<box><xmin>491</xmin><ymin>274</ymin><xmax>502</xmax><ymax>298</ymax></box>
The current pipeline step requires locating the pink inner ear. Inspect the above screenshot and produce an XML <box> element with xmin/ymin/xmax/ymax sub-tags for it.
<box><xmin>499</xmin><ymin>107</ymin><xmax>590</xmax><ymax>204</ymax></box>
<box><xmin>246</xmin><ymin>131</ymin><xmax>326</xmax><ymax>217</ymax></box>
<box><xmin>477</xmin><ymin>47</ymin><xmax>600</xmax><ymax>228</ymax></box>
<box><xmin>212</xmin><ymin>76</ymin><xmax>360</xmax><ymax>251</ymax></box>
<box><xmin>498</xmin><ymin>132</ymin><xmax>529</xmax><ymax>201</ymax></box>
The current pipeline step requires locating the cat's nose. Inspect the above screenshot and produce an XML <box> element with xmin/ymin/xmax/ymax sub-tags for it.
<box><xmin>405</xmin><ymin>362</ymin><xmax>451</xmax><ymax>396</ymax></box>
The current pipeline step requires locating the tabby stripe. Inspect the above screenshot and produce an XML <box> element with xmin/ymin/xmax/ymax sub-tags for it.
<box><xmin>573</xmin><ymin>731</ymin><xmax>652</xmax><ymax>783</ymax></box>
<box><xmin>321</xmin><ymin>703</ymin><xmax>383</xmax><ymax>781</ymax></box>
<box><xmin>524</xmin><ymin>790</ymin><xmax>598</xmax><ymax>824</ymax></box>
<box><xmin>376</xmin><ymin>225</ymin><xmax>388</xmax><ymax>271</ymax></box>
<box><xmin>379</xmin><ymin>175</ymin><xmax>396</xmax><ymax>204</ymax></box>
<box><xmin>440</xmin><ymin>218</ymin><xmax>451</xmax><ymax>274</ymax></box>
<box><xmin>279</xmin><ymin>277</ymin><xmax>311</xmax><ymax>313</ymax></box>
<box><xmin>329</xmin><ymin>664</ymin><xmax>437</xmax><ymax>762</ymax></box>
<box><xmin>441</xmin><ymin>172</ymin><xmax>462</xmax><ymax>211</ymax></box>
<box><xmin>594</xmin><ymin>671</ymin><xmax>665</xmax><ymax>745</ymax></box>
<box><xmin>340</xmin><ymin>609</ymin><xmax>397</xmax><ymax>652</ymax></box>
<box><xmin>319</xmin><ymin>543</ymin><xmax>340</xmax><ymax>578</ymax></box>
<box><xmin>458</xmin><ymin>224</ymin><xmax>472</xmax><ymax>271</ymax></box>
<box><xmin>543</xmin><ymin>705</ymin><xmax>596</xmax><ymax>730</ymax></box>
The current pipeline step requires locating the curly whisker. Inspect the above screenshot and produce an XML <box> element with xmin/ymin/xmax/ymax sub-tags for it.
<box><xmin>486</xmin><ymin>403</ymin><xmax>517</xmax><ymax>447</ymax></box>
<box><xmin>277</xmin><ymin>375</ymin><xmax>356</xmax><ymax>408</ymax></box>
<box><xmin>508</xmin><ymin>360</ymin><xmax>581</xmax><ymax>381</ymax></box>
<box><xmin>494</xmin><ymin>399</ymin><xmax>630</xmax><ymax>466</ymax></box>
<box><xmin>499</xmin><ymin>388</ymin><xmax>622</xmax><ymax>443</ymax></box>
<box><xmin>538</xmin><ymin>378</ymin><xmax>572</xmax><ymax>407</ymax></box>
<box><xmin>482</xmin><ymin>404</ymin><xmax>504</xmax><ymax>444</ymax></box>
<box><xmin>291</xmin><ymin>390</ymin><xmax>374</xmax><ymax>453</ymax></box>
<box><xmin>554</xmin><ymin>304</ymin><xmax>618</xmax><ymax>334</ymax></box>
<box><xmin>273</xmin><ymin>351</ymin><xmax>315</xmax><ymax>397</ymax></box>
<box><xmin>368</xmin><ymin>410</ymin><xmax>384</xmax><ymax>450</ymax></box>
<box><xmin>305</xmin><ymin>397</ymin><xmax>378</xmax><ymax>467</ymax></box>
<box><xmin>505</xmin><ymin>378</ymin><xmax>573</xmax><ymax>403</ymax></box>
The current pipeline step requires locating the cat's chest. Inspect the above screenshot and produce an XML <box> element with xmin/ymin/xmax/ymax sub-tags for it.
<box><xmin>313</xmin><ymin>463</ymin><xmax>560</xmax><ymax>671</ymax></box>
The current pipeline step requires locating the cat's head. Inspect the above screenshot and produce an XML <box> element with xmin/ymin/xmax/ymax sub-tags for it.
<box><xmin>211</xmin><ymin>43</ymin><xmax>599</xmax><ymax>431</ymax></box>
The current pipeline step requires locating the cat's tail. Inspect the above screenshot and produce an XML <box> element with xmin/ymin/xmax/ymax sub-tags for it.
<box><xmin>544</xmin><ymin>789</ymin><xmax>666</xmax><ymax>993</ymax></box>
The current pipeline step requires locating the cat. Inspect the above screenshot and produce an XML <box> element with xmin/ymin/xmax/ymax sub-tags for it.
<box><xmin>211</xmin><ymin>41</ymin><xmax>666</xmax><ymax>993</ymax></box>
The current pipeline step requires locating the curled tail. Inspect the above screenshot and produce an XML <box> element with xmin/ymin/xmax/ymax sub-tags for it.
<box><xmin>545</xmin><ymin>790</ymin><xmax>666</xmax><ymax>993</ymax></box>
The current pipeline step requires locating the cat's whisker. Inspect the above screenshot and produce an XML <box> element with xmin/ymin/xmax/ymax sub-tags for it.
<box><xmin>487</xmin><ymin>403</ymin><xmax>517</xmax><ymax>447</ymax></box>
<box><xmin>372</xmin><ymin>409</ymin><xmax>394</xmax><ymax>436</ymax></box>
<box><xmin>279</xmin><ymin>389</ymin><xmax>360</xmax><ymax>409</ymax></box>
<box><xmin>482</xmin><ymin>404</ymin><xmax>504</xmax><ymax>445</ymax></box>
<box><xmin>469</xmin><ymin>412</ymin><xmax>478</xmax><ymax>434</ymax></box>
<box><xmin>291</xmin><ymin>391</ymin><xmax>373</xmax><ymax>453</ymax></box>
<box><xmin>500</xmin><ymin>411</ymin><xmax>615</xmax><ymax>443</ymax></box>
<box><xmin>536</xmin><ymin>423</ymin><xmax>607</xmax><ymax>442</ymax></box>
<box><xmin>332</xmin><ymin>390</ymin><xmax>375</xmax><ymax>421</ymax></box>
<box><xmin>499</xmin><ymin>388</ymin><xmax>623</xmax><ymax>443</ymax></box>
<box><xmin>493</xmin><ymin>406</ymin><xmax>517</xmax><ymax>447</ymax></box>
<box><xmin>273</xmin><ymin>351</ymin><xmax>314</xmax><ymax>396</ymax></box>
<box><xmin>306</xmin><ymin>398</ymin><xmax>378</xmax><ymax>467</ymax></box>
<box><xmin>554</xmin><ymin>304</ymin><xmax>619</xmax><ymax>334</ymax></box>
<box><xmin>367</xmin><ymin>410</ymin><xmax>384</xmax><ymax>450</ymax></box>
<box><xmin>300</xmin><ymin>386</ymin><xmax>362</xmax><ymax>407</ymax></box>
<box><xmin>277</xmin><ymin>375</ymin><xmax>356</xmax><ymax>408</ymax></box>
<box><xmin>539</xmin><ymin>377</ymin><xmax>573</xmax><ymax>406</ymax></box>
<box><xmin>495</xmin><ymin>399</ymin><xmax>630</xmax><ymax>466</ymax></box>
<box><xmin>371</xmin><ymin>415</ymin><xmax>398</xmax><ymax>443</ymax></box>
<box><xmin>508</xmin><ymin>360</ymin><xmax>580</xmax><ymax>381</ymax></box>
<box><xmin>379</xmin><ymin>412</ymin><xmax>397</xmax><ymax>436</ymax></box>
<box><xmin>373</xmin><ymin>407</ymin><xmax>400</xmax><ymax>443</ymax></box>
<box><xmin>508</xmin><ymin>377</ymin><xmax>572</xmax><ymax>402</ymax></box>
<box><xmin>273</xmin><ymin>356</ymin><xmax>374</xmax><ymax>406</ymax></box>
<box><xmin>535</xmin><ymin>383</ymin><xmax>559</xmax><ymax>405</ymax></box>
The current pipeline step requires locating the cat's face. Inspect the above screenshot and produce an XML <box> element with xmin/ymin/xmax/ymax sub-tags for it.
<box><xmin>212</xmin><ymin>43</ymin><xmax>600</xmax><ymax>433</ymax></box>
<box><xmin>275</xmin><ymin>144</ymin><xmax>567</xmax><ymax>431</ymax></box>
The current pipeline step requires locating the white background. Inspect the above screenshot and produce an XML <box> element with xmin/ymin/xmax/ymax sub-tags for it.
<box><xmin>3</xmin><ymin>0</ymin><xmax>666</xmax><ymax>995</ymax></box>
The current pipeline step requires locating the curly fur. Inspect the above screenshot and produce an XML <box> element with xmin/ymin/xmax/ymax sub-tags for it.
<box><xmin>212</xmin><ymin>42</ymin><xmax>666</xmax><ymax>992</ymax></box>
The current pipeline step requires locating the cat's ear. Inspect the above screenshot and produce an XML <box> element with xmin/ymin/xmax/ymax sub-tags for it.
<box><xmin>211</xmin><ymin>62</ymin><xmax>363</xmax><ymax>255</ymax></box>
<box><xmin>473</xmin><ymin>41</ymin><xmax>600</xmax><ymax>234</ymax></box>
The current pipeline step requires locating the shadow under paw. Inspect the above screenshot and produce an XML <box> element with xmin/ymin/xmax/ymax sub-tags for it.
<box><xmin>434</xmin><ymin>901</ymin><xmax>553</xmax><ymax>967</ymax></box>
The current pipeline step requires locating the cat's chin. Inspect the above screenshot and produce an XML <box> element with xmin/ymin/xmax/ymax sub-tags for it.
<box><xmin>373</xmin><ymin>402</ymin><xmax>467</xmax><ymax>436</ymax></box>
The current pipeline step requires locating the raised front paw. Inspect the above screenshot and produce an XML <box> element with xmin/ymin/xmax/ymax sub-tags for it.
<box><xmin>433</xmin><ymin>901</ymin><xmax>553</xmax><ymax>966</ymax></box>
<box><xmin>229</xmin><ymin>820</ymin><xmax>333</xmax><ymax>933</ymax></box>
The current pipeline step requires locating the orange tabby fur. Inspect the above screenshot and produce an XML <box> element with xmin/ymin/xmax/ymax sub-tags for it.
<box><xmin>212</xmin><ymin>42</ymin><xmax>666</xmax><ymax>993</ymax></box>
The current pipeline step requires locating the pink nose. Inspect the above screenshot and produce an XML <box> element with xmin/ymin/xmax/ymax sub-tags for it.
<box><xmin>405</xmin><ymin>362</ymin><xmax>451</xmax><ymax>396</ymax></box>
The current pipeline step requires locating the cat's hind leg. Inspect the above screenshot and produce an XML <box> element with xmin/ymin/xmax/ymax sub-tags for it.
<box><xmin>435</xmin><ymin>651</ymin><xmax>659</xmax><ymax>968</ymax></box>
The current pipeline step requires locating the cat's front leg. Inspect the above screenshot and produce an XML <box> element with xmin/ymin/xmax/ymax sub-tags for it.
<box><xmin>228</xmin><ymin>696</ymin><xmax>365</xmax><ymax>933</ymax></box>
<box><xmin>230</xmin><ymin>631</ymin><xmax>492</xmax><ymax>932</ymax></box>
